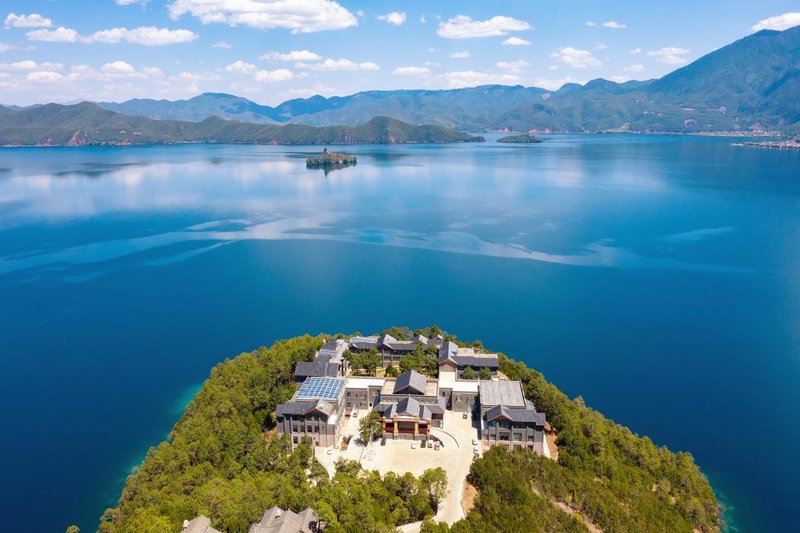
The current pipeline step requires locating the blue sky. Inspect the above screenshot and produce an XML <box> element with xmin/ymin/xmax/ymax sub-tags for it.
<box><xmin>1</xmin><ymin>0</ymin><xmax>799</xmax><ymax>105</ymax></box>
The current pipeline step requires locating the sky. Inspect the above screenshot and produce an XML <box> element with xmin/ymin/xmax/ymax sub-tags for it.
<box><xmin>0</xmin><ymin>1</ymin><xmax>799</xmax><ymax>106</ymax></box>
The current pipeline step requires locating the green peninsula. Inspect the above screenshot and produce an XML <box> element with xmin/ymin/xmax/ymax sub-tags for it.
<box><xmin>99</xmin><ymin>328</ymin><xmax>718</xmax><ymax>533</ymax></box>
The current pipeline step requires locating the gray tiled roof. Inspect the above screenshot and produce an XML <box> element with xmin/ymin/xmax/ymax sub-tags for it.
<box><xmin>182</xmin><ymin>516</ymin><xmax>223</xmax><ymax>533</ymax></box>
<box><xmin>249</xmin><ymin>506</ymin><xmax>318</xmax><ymax>533</ymax></box>
<box><xmin>485</xmin><ymin>404</ymin><xmax>546</xmax><ymax>424</ymax></box>
<box><xmin>428</xmin><ymin>396</ymin><xmax>447</xmax><ymax>415</ymax></box>
<box><xmin>396</xmin><ymin>396</ymin><xmax>421</xmax><ymax>417</ymax></box>
<box><xmin>393</xmin><ymin>370</ymin><xmax>428</xmax><ymax>395</ymax></box>
<box><xmin>479</xmin><ymin>380</ymin><xmax>527</xmax><ymax>408</ymax></box>
<box><xmin>294</xmin><ymin>359</ymin><xmax>339</xmax><ymax>379</ymax></box>
<box><xmin>378</xmin><ymin>397</ymin><xmax>433</xmax><ymax>421</ymax></box>
<box><xmin>275</xmin><ymin>399</ymin><xmax>333</xmax><ymax>418</ymax></box>
<box><xmin>438</xmin><ymin>341</ymin><xmax>459</xmax><ymax>363</ymax></box>
<box><xmin>452</xmin><ymin>355</ymin><xmax>499</xmax><ymax>369</ymax></box>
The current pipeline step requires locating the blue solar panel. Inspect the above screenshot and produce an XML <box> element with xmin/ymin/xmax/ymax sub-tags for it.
<box><xmin>297</xmin><ymin>377</ymin><xmax>345</xmax><ymax>400</ymax></box>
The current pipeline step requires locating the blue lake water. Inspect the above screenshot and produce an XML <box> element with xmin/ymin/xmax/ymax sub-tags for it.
<box><xmin>1</xmin><ymin>136</ymin><xmax>799</xmax><ymax>532</ymax></box>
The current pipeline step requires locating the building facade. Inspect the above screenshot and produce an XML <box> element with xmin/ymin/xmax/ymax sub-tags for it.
<box><xmin>275</xmin><ymin>377</ymin><xmax>346</xmax><ymax>448</ymax></box>
<box><xmin>478</xmin><ymin>380</ymin><xmax>547</xmax><ymax>454</ymax></box>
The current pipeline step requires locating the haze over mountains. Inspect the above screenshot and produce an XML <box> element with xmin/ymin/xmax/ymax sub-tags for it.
<box><xmin>2</xmin><ymin>26</ymin><xmax>800</xmax><ymax>138</ymax></box>
<box><xmin>90</xmin><ymin>27</ymin><xmax>800</xmax><ymax>133</ymax></box>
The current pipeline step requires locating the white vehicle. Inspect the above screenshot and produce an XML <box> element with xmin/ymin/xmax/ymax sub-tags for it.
<box><xmin>471</xmin><ymin>438</ymin><xmax>478</xmax><ymax>445</ymax></box>
<box><xmin>473</xmin><ymin>446</ymin><xmax>479</xmax><ymax>454</ymax></box>
<box><xmin>352</xmin><ymin>408</ymin><xmax>359</xmax><ymax>417</ymax></box>
<box><xmin>326</xmin><ymin>447</ymin><xmax>333</xmax><ymax>455</ymax></box>
<box><xmin>411</xmin><ymin>441</ymin><xmax>417</xmax><ymax>449</ymax></box>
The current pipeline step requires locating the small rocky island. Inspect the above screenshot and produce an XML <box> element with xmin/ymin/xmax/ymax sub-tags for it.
<box><xmin>306</xmin><ymin>148</ymin><xmax>357</xmax><ymax>172</ymax></box>
<box><xmin>497</xmin><ymin>133</ymin><xmax>543</xmax><ymax>143</ymax></box>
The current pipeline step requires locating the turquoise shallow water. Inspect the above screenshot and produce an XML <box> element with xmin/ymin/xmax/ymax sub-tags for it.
<box><xmin>1</xmin><ymin>136</ymin><xmax>799</xmax><ymax>532</ymax></box>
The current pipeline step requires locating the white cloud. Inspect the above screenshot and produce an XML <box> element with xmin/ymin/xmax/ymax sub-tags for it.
<box><xmin>602</xmin><ymin>21</ymin><xmax>627</xmax><ymax>29</ymax></box>
<box><xmin>310</xmin><ymin>58</ymin><xmax>379</xmax><ymax>71</ymax></box>
<box><xmin>550</xmin><ymin>47</ymin><xmax>602</xmax><ymax>68</ymax></box>
<box><xmin>26</xmin><ymin>71</ymin><xmax>66</xmax><ymax>83</ymax></box>
<box><xmin>629</xmin><ymin>47</ymin><xmax>642</xmax><ymax>55</ymax></box>
<box><xmin>254</xmin><ymin>68</ymin><xmax>293</xmax><ymax>82</ymax></box>
<box><xmin>624</xmin><ymin>63</ymin><xmax>645</xmax><ymax>73</ymax></box>
<box><xmin>594</xmin><ymin>42</ymin><xmax>607</xmax><ymax>51</ymax></box>
<box><xmin>450</xmin><ymin>51</ymin><xmax>470</xmax><ymax>59</ymax></box>
<box><xmin>102</xmin><ymin>61</ymin><xmax>136</xmax><ymax>74</ymax></box>
<box><xmin>224</xmin><ymin>60</ymin><xmax>256</xmax><ymax>73</ymax></box>
<box><xmin>261</xmin><ymin>50</ymin><xmax>322</xmax><ymax>61</ymax></box>
<box><xmin>648</xmin><ymin>47</ymin><xmax>690</xmax><ymax>64</ymax></box>
<box><xmin>167</xmin><ymin>0</ymin><xmax>358</xmax><ymax>33</ymax></box>
<box><xmin>115</xmin><ymin>0</ymin><xmax>149</xmax><ymax>5</ymax></box>
<box><xmin>26</xmin><ymin>27</ymin><xmax>79</xmax><ymax>42</ymax></box>
<box><xmin>751</xmin><ymin>12</ymin><xmax>800</xmax><ymax>32</ymax></box>
<box><xmin>420</xmin><ymin>14</ymin><xmax>426</xmax><ymax>24</ymax></box>
<box><xmin>585</xmin><ymin>21</ymin><xmax>596</xmax><ymax>27</ymax></box>
<box><xmin>502</xmin><ymin>37</ymin><xmax>531</xmax><ymax>46</ymax></box>
<box><xmin>83</xmin><ymin>27</ymin><xmax>197</xmax><ymax>46</ymax></box>
<box><xmin>393</xmin><ymin>66</ymin><xmax>430</xmax><ymax>75</ymax></box>
<box><xmin>212</xmin><ymin>41</ymin><xmax>232</xmax><ymax>48</ymax></box>
<box><xmin>4</xmin><ymin>13</ymin><xmax>52</xmax><ymax>28</ymax></box>
<box><xmin>377</xmin><ymin>11</ymin><xmax>406</xmax><ymax>26</ymax></box>
<box><xmin>1</xmin><ymin>60</ymin><xmax>62</xmax><ymax>70</ymax></box>
<box><xmin>496</xmin><ymin>60</ymin><xmax>529</xmax><ymax>74</ymax></box>
<box><xmin>610</xmin><ymin>75</ymin><xmax>630</xmax><ymax>83</ymax></box>
<box><xmin>441</xmin><ymin>70</ymin><xmax>520</xmax><ymax>88</ymax></box>
<box><xmin>0</xmin><ymin>43</ymin><xmax>11</xmax><ymax>53</ymax></box>
<box><xmin>437</xmin><ymin>15</ymin><xmax>529</xmax><ymax>39</ymax></box>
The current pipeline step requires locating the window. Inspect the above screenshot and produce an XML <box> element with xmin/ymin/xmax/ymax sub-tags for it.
<box><xmin>527</xmin><ymin>433</ymin><xmax>535</xmax><ymax>442</ymax></box>
<box><xmin>499</xmin><ymin>433</ymin><xmax>509</xmax><ymax>441</ymax></box>
<box><xmin>292</xmin><ymin>425</ymin><xmax>298</xmax><ymax>432</ymax></box>
<box><xmin>293</xmin><ymin>436</ymin><xmax>298</xmax><ymax>444</ymax></box>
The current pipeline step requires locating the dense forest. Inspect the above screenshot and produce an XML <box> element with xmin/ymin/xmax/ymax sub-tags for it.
<box><xmin>98</xmin><ymin>328</ymin><xmax>718</xmax><ymax>532</ymax></box>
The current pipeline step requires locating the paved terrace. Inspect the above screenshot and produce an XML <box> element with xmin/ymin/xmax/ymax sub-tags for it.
<box><xmin>315</xmin><ymin>411</ymin><xmax>482</xmax><ymax>527</ymax></box>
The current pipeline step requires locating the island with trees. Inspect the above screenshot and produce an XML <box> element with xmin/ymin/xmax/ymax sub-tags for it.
<box><xmin>96</xmin><ymin>327</ymin><xmax>719</xmax><ymax>533</ymax></box>
<box><xmin>306</xmin><ymin>148</ymin><xmax>357</xmax><ymax>172</ymax></box>
<box><xmin>497</xmin><ymin>133</ymin><xmax>543</xmax><ymax>143</ymax></box>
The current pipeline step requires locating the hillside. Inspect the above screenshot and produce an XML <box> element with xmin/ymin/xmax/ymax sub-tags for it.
<box><xmin>0</xmin><ymin>104</ymin><xmax>484</xmax><ymax>146</ymax></box>
<box><xmin>96</xmin><ymin>92</ymin><xmax>283</xmax><ymax>124</ymax></box>
<box><xmin>99</xmin><ymin>328</ymin><xmax>719</xmax><ymax>533</ymax></box>
<box><xmin>58</xmin><ymin>26</ymin><xmax>800</xmax><ymax>134</ymax></box>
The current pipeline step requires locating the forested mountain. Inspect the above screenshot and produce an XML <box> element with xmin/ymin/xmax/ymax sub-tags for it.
<box><xmin>69</xmin><ymin>26</ymin><xmax>800</xmax><ymax>133</ymax></box>
<box><xmin>0</xmin><ymin>104</ymin><xmax>483</xmax><ymax>146</ymax></box>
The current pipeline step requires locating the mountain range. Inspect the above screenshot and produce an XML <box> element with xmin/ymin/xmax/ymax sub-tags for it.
<box><xmin>0</xmin><ymin>105</ymin><xmax>483</xmax><ymax>146</ymax></box>
<box><xmin>2</xmin><ymin>26</ymin><xmax>800</xmax><ymax>138</ymax></box>
<box><xmin>87</xmin><ymin>26</ymin><xmax>800</xmax><ymax>134</ymax></box>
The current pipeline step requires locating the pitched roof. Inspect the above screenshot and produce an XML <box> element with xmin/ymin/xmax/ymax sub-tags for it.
<box><xmin>452</xmin><ymin>354</ymin><xmax>499</xmax><ymax>369</ymax></box>
<box><xmin>182</xmin><ymin>516</ymin><xmax>223</xmax><ymax>533</ymax></box>
<box><xmin>393</xmin><ymin>370</ymin><xmax>428</xmax><ymax>395</ymax></box>
<box><xmin>275</xmin><ymin>399</ymin><xmax>334</xmax><ymax>418</ymax></box>
<box><xmin>479</xmin><ymin>380</ymin><xmax>527</xmax><ymax>408</ymax></box>
<box><xmin>438</xmin><ymin>341</ymin><xmax>459</xmax><ymax>363</ymax></box>
<box><xmin>350</xmin><ymin>336</ymin><xmax>379</xmax><ymax>350</ymax></box>
<box><xmin>294</xmin><ymin>359</ymin><xmax>339</xmax><ymax>379</ymax></box>
<box><xmin>485</xmin><ymin>404</ymin><xmax>546</xmax><ymax>424</ymax></box>
<box><xmin>378</xmin><ymin>397</ymin><xmax>434</xmax><ymax>421</ymax></box>
<box><xmin>428</xmin><ymin>396</ymin><xmax>447</xmax><ymax>415</ymax></box>
<box><xmin>249</xmin><ymin>506</ymin><xmax>318</xmax><ymax>533</ymax></box>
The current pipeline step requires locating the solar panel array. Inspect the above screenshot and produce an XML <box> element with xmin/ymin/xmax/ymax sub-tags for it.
<box><xmin>297</xmin><ymin>377</ymin><xmax>345</xmax><ymax>400</ymax></box>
